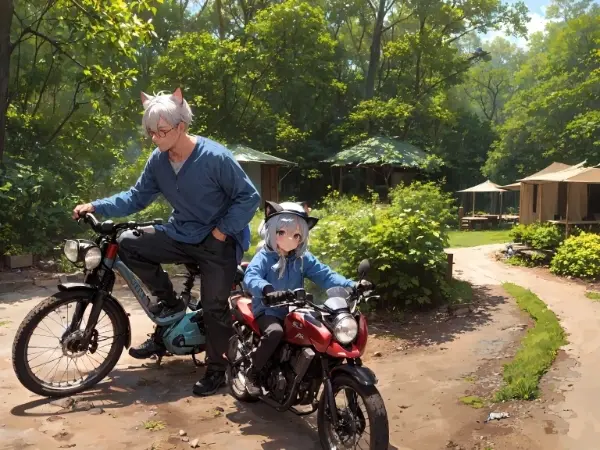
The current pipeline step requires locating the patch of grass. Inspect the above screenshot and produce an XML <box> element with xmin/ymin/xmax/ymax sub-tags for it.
<box><xmin>448</xmin><ymin>279</ymin><xmax>473</xmax><ymax>305</ymax></box>
<box><xmin>496</xmin><ymin>283</ymin><xmax>566</xmax><ymax>401</ymax></box>
<box><xmin>143</xmin><ymin>420</ymin><xmax>166</xmax><ymax>432</ymax></box>
<box><xmin>463</xmin><ymin>375</ymin><xmax>476</xmax><ymax>383</ymax></box>
<box><xmin>448</xmin><ymin>229</ymin><xmax>512</xmax><ymax>248</ymax></box>
<box><xmin>585</xmin><ymin>291</ymin><xmax>600</xmax><ymax>301</ymax></box>
<box><xmin>459</xmin><ymin>395</ymin><xmax>485</xmax><ymax>409</ymax></box>
<box><xmin>0</xmin><ymin>320</ymin><xmax>10</xmax><ymax>327</ymax></box>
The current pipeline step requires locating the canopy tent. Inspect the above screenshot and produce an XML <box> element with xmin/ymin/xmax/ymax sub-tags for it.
<box><xmin>457</xmin><ymin>180</ymin><xmax>507</xmax><ymax>217</ymax></box>
<box><xmin>517</xmin><ymin>162</ymin><xmax>600</xmax><ymax>184</ymax></box>
<box><xmin>323</xmin><ymin>136</ymin><xmax>427</xmax><ymax>168</ymax></box>
<box><xmin>323</xmin><ymin>136</ymin><xmax>427</xmax><ymax>192</ymax></box>
<box><xmin>228</xmin><ymin>144</ymin><xmax>295</xmax><ymax>166</ymax></box>
<box><xmin>502</xmin><ymin>182</ymin><xmax>521</xmax><ymax>191</ymax></box>
<box><xmin>511</xmin><ymin>161</ymin><xmax>600</xmax><ymax>230</ymax></box>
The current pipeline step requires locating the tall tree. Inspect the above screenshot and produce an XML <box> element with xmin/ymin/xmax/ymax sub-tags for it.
<box><xmin>0</xmin><ymin>0</ymin><xmax>14</xmax><ymax>162</ymax></box>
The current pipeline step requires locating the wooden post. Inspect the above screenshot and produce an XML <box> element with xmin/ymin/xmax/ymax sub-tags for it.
<box><xmin>565</xmin><ymin>183</ymin><xmax>570</xmax><ymax>237</ymax></box>
<box><xmin>446</xmin><ymin>252</ymin><xmax>453</xmax><ymax>281</ymax></box>
<box><xmin>499</xmin><ymin>192</ymin><xmax>503</xmax><ymax>221</ymax></box>
<box><xmin>472</xmin><ymin>192</ymin><xmax>476</xmax><ymax>216</ymax></box>
<box><xmin>539</xmin><ymin>184</ymin><xmax>543</xmax><ymax>222</ymax></box>
<box><xmin>339</xmin><ymin>167</ymin><xmax>343</xmax><ymax>193</ymax></box>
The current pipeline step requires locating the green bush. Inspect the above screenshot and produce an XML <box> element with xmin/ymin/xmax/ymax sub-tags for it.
<box><xmin>310</xmin><ymin>186</ymin><xmax>451</xmax><ymax>309</ymax></box>
<box><xmin>550</xmin><ymin>232</ymin><xmax>600</xmax><ymax>278</ymax></box>
<box><xmin>389</xmin><ymin>181</ymin><xmax>457</xmax><ymax>229</ymax></box>
<box><xmin>509</xmin><ymin>222</ymin><xmax>563</xmax><ymax>250</ymax></box>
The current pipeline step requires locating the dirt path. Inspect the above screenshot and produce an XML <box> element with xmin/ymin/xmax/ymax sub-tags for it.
<box><xmin>0</xmin><ymin>268</ymin><xmax>563</xmax><ymax>450</ymax></box>
<box><xmin>451</xmin><ymin>244</ymin><xmax>600</xmax><ymax>449</ymax></box>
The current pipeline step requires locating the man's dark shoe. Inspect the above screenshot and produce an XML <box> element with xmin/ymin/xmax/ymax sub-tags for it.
<box><xmin>192</xmin><ymin>370</ymin><xmax>226</xmax><ymax>396</ymax></box>
<box><xmin>129</xmin><ymin>336</ymin><xmax>166</xmax><ymax>359</ymax></box>
<box><xmin>244</xmin><ymin>366</ymin><xmax>261</xmax><ymax>397</ymax></box>
<box><xmin>157</xmin><ymin>300</ymin><xmax>185</xmax><ymax>319</ymax></box>
<box><xmin>149</xmin><ymin>297</ymin><xmax>185</xmax><ymax>318</ymax></box>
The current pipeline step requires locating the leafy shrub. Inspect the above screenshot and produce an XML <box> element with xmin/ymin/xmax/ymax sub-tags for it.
<box><xmin>389</xmin><ymin>181</ymin><xmax>457</xmax><ymax>229</ymax></box>
<box><xmin>550</xmin><ymin>232</ymin><xmax>600</xmax><ymax>278</ymax></box>
<box><xmin>509</xmin><ymin>222</ymin><xmax>563</xmax><ymax>250</ymax></box>
<box><xmin>311</xmin><ymin>185</ymin><xmax>451</xmax><ymax>309</ymax></box>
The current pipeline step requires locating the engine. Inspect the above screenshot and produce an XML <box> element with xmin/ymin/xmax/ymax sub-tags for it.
<box><xmin>266</xmin><ymin>344</ymin><xmax>317</xmax><ymax>405</ymax></box>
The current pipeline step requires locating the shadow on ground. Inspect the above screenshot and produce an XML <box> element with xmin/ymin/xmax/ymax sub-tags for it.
<box><xmin>367</xmin><ymin>285</ymin><xmax>508</xmax><ymax>347</ymax></box>
<box><xmin>11</xmin><ymin>356</ymin><xmax>399</xmax><ymax>450</ymax></box>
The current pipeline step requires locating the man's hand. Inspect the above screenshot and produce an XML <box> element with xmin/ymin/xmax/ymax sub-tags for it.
<box><xmin>72</xmin><ymin>203</ymin><xmax>95</xmax><ymax>220</ymax></box>
<box><xmin>212</xmin><ymin>227</ymin><xmax>227</xmax><ymax>242</ymax></box>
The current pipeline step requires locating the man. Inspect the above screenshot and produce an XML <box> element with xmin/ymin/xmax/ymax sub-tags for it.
<box><xmin>72</xmin><ymin>87</ymin><xmax>260</xmax><ymax>396</ymax></box>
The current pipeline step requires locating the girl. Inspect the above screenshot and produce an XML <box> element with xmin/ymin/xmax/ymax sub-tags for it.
<box><xmin>243</xmin><ymin>201</ymin><xmax>371</xmax><ymax>396</ymax></box>
<box><xmin>255</xmin><ymin>201</ymin><xmax>310</xmax><ymax>252</ymax></box>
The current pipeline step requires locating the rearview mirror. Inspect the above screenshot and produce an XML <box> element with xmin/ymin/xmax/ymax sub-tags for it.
<box><xmin>358</xmin><ymin>259</ymin><xmax>370</xmax><ymax>278</ymax></box>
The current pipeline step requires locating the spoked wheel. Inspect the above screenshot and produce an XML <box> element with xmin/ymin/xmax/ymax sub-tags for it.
<box><xmin>226</xmin><ymin>333</ymin><xmax>258</xmax><ymax>403</ymax></box>
<box><xmin>317</xmin><ymin>374</ymin><xmax>389</xmax><ymax>450</ymax></box>
<box><xmin>12</xmin><ymin>290</ymin><xmax>127</xmax><ymax>397</ymax></box>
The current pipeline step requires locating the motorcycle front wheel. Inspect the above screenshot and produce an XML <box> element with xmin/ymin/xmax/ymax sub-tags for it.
<box><xmin>12</xmin><ymin>290</ymin><xmax>127</xmax><ymax>397</ymax></box>
<box><xmin>317</xmin><ymin>374</ymin><xmax>389</xmax><ymax>450</ymax></box>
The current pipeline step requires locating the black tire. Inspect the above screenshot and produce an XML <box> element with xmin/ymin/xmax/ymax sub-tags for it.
<box><xmin>12</xmin><ymin>290</ymin><xmax>127</xmax><ymax>398</ymax></box>
<box><xmin>226</xmin><ymin>334</ymin><xmax>259</xmax><ymax>403</ymax></box>
<box><xmin>317</xmin><ymin>374</ymin><xmax>389</xmax><ymax>450</ymax></box>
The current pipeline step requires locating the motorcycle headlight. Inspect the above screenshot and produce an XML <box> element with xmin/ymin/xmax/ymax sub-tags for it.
<box><xmin>64</xmin><ymin>240</ymin><xmax>79</xmax><ymax>263</ymax></box>
<box><xmin>83</xmin><ymin>246</ymin><xmax>102</xmax><ymax>269</ymax></box>
<box><xmin>333</xmin><ymin>313</ymin><xmax>358</xmax><ymax>344</ymax></box>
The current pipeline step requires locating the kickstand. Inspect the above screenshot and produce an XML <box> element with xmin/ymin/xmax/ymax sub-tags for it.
<box><xmin>192</xmin><ymin>353</ymin><xmax>205</xmax><ymax>367</ymax></box>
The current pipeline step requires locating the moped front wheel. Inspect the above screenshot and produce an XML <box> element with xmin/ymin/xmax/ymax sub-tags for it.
<box><xmin>12</xmin><ymin>290</ymin><xmax>127</xmax><ymax>397</ymax></box>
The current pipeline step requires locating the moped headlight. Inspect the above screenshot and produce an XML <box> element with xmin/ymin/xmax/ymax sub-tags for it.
<box><xmin>83</xmin><ymin>246</ymin><xmax>102</xmax><ymax>269</ymax></box>
<box><xmin>333</xmin><ymin>313</ymin><xmax>358</xmax><ymax>344</ymax></box>
<box><xmin>64</xmin><ymin>240</ymin><xmax>79</xmax><ymax>263</ymax></box>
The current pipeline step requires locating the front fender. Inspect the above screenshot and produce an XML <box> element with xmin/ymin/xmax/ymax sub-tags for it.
<box><xmin>57</xmin><ymin>283</ymin><xmax>131</xmax><ymax>348</ymax></box>
<box><xmin>330</xmin><ymin>364</ymin><xmax>378</xmax><ymax>386</ymax></box>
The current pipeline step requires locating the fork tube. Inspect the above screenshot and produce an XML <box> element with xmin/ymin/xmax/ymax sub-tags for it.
<box><xmin>84</xmin><ymin>290</ymin><xmax>107</xmax><ymax>339</ymax></box>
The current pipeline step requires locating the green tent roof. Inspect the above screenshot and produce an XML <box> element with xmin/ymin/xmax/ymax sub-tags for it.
<box><xmin>323</xmin><ymin>136</ymin><xmax>427</xmax><ymax>168</ymax></box>
<box><xmin>229</xmin><ymin>144</ymin><xmax>295</xmax><ymax>166</ymax></box>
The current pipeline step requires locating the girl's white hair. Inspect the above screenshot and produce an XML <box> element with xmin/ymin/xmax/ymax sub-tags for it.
<box><xmin>141</xmin><ymin>90</ymin><xmax>193</xmax><ymax>137</ymax></box>
<box><xmin>264</xmin><ymin>213</ymin><xmax>309</xmax><ymax>278</ymax></box>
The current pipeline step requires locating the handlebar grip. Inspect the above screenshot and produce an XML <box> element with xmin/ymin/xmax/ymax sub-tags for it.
<box><xmin>264</xmin><ymin>290</ymin><xmax>295</xmax><ymax>306</ymax></box>
<box><xmin>83</xmin><ymin>213</ymin><xmax>100</xmax><ymax>227</ymax></box>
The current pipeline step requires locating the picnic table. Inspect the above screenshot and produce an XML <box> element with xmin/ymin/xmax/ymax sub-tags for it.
<box><xmin>460</xmin><ymin>216</ymin><xmax>490</xmax><ymax>230</ymax></box>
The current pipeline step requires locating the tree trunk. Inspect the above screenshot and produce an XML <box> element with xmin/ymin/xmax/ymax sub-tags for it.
<box><xmin>0</xmin><ymin>0</ymin><xmax>14</xmax><ymax>163</ymax></box>
<box><xmin>215</xmin><ymin>0</ymin><xmax>226</xmax><ymax>40</ymax></box>
<box><xmin>365</xmin><ymin>0</ymin><xmax>386</xmax><ymax>99</ymax></box>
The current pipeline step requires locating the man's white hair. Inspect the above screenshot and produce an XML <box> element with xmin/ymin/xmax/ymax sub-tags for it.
<box><xmin>141</xmin><ymin>90</ymin><xmax>193</xmax><ymax>137</ymax></box>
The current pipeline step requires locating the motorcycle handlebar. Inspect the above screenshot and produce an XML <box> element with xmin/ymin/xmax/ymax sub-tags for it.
<box><xmin>80</xmin><ymin>212</ymin><xmax>162</xmax><ymax>234</ymax></box>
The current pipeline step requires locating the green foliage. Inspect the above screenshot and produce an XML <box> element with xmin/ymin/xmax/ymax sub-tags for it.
<box><xmin>550</xmin><ymin>232</ymin><xmax>600</xmax><ymax>278</ymax></box>
<box><xmin>496</xmin><ymin>283</ymin><xmax>566</xmax><ymax>401</ymax></box>
<box><xmin>2</xmin><ymin>0</ymin><xmax>593</xmax><ymax>260</ymax></box>
<box><xmin>310</xmin><ymin>183</ymin><xmax>452</xmax><ymax>309</ymax></box>
<box><xmin>484</xmin><ymin>9</ymin><xmax>600</xmax><ymax>183</ymax></box>
<box><xmin>459</xmin><ymin>395</ymin><xmax>485</xmax><ymax>409</ymax></box>
<box><xmin>389</xmin><ymin>181</ymin><xmax>458</xmax><ymax>229</ymax></box>
<box><xmin>585</xmin><ymin>291</ymin><xmax>600</xmax><ymax>301</ymax></box>
<box><xmin>509</xmin><ymin>222</ymin><xmax>563</xmax><ymax>250</ymax></box>
<box><xmin>448</xmin><ymin>279</ymin><xmax>474</xmax><ymax>305</ymax></box>
<box><xmin>2</xmin><ymin>0</ymin><xmax>159</xmax><ymax>255</ymax></box>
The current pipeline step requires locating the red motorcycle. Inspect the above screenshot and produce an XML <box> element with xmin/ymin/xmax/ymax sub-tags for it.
<box><xmin>227</xmin><ymin>260</ymin><xmax>389</xmax><ymax>449</ymax></box>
